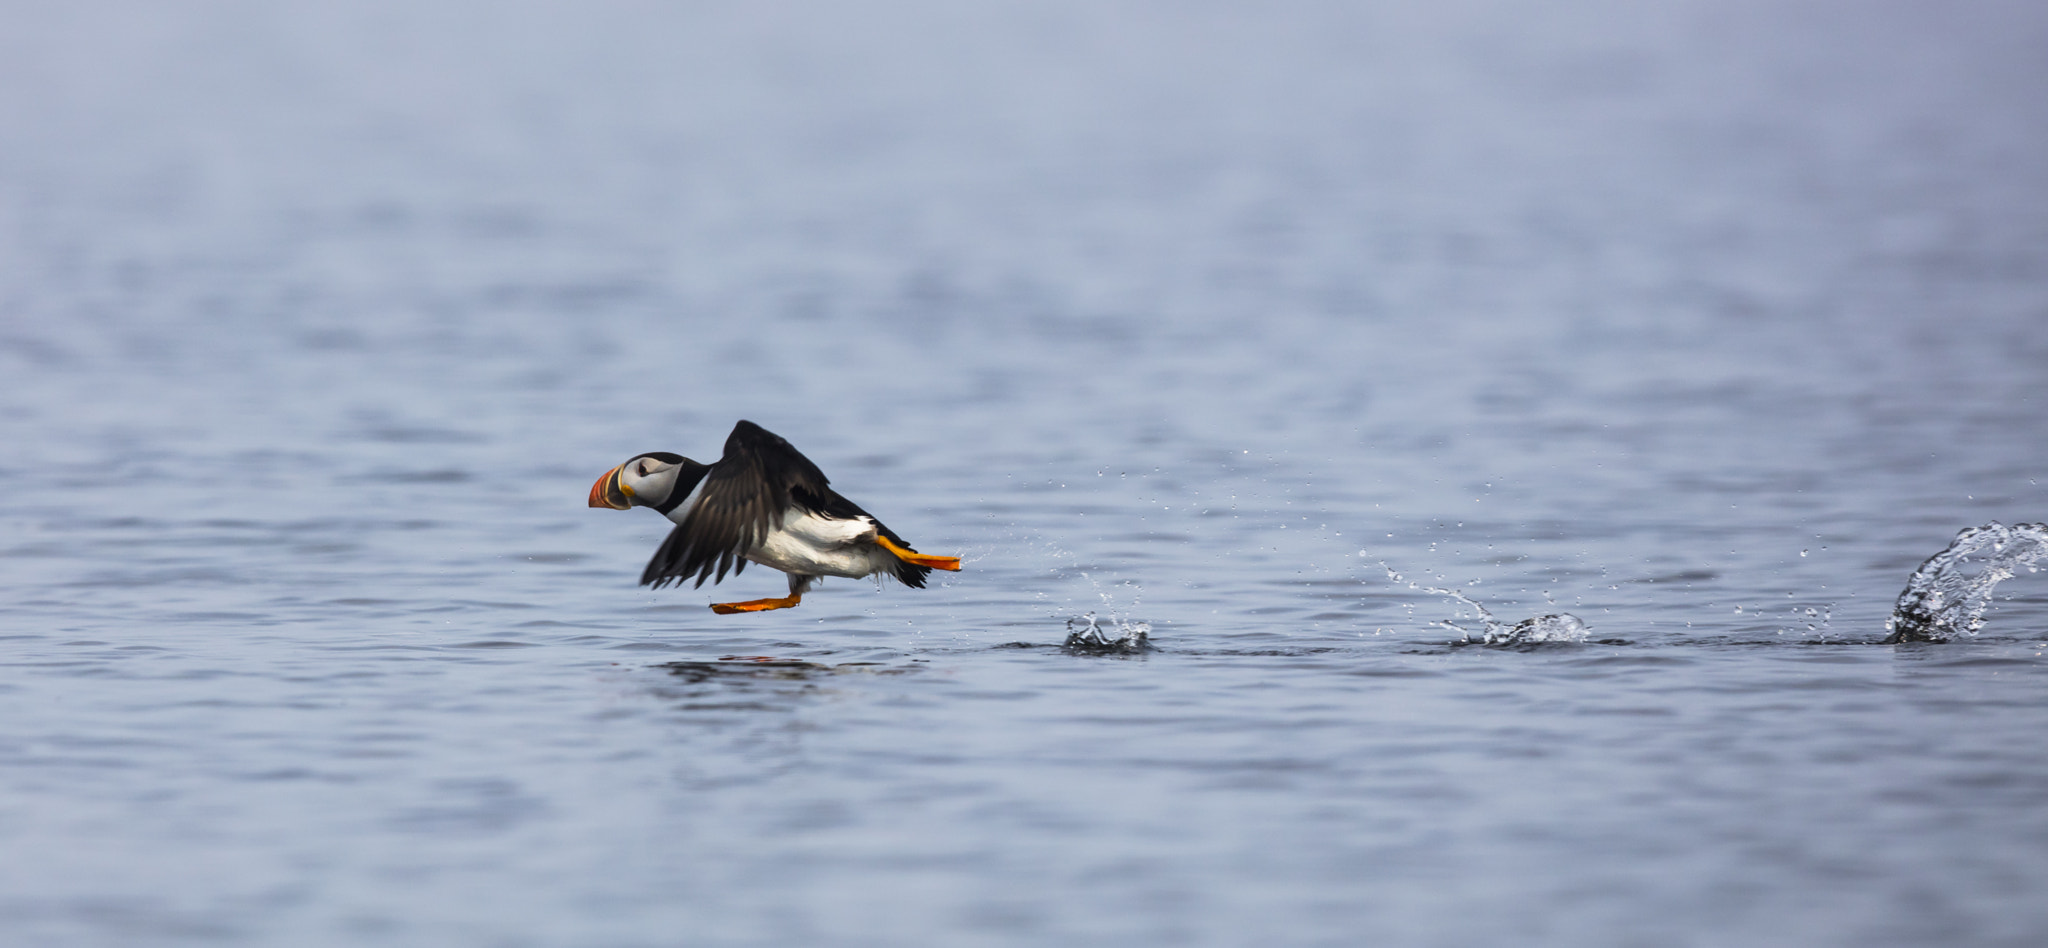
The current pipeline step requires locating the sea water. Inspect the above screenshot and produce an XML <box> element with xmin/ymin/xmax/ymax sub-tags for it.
<box><xmin>3</xmin><ymin>2</ymin><xmax>2047</xmax><ymax>945</ymax></box>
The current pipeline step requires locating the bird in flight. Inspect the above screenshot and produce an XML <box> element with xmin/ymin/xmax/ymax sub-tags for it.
<box><xmin>588</xmin><ymin>420</ymin><xmax>961</xmax><ymax>613</ymax></box>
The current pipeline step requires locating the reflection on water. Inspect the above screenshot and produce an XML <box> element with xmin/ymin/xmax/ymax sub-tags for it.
<box><xmin>646</xmin><ymin>659</ymin><xmax>926</xmax><ymax>716</ymax></box>
<box><xmin>658</xmin><ymin>657</ymin><xmax>915</xmax><ymax>684</ymax></box>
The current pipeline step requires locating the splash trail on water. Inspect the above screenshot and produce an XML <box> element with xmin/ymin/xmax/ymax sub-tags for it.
<box><xmin>1064</xmin><ymin>613</ymin><xmax>1153</xmax><ymax>653</ymax></box>
<box><xmin>1884</xmin><ymin>521</ymin><xmax>2048</xmax><ymax>643</ymax></box>
<box><xmin>1382</xmin><ymin>564</ymin><xmax>1591</xmax><ymax>646</ymax></box>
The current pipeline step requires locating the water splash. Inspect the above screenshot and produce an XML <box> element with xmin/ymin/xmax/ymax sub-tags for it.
<box><xmin>1490</xmin><ymin>613</ymin><xmax>1594</xmax><ymax>645</ymax></box>
<box><xmin>1384</xmin><ymin>564</ymin><xmax>1591</xmax><ymax>646</ymax></box>
<box><xmin>1064</xmin><ymin>613</ymin><xmax>1152</xmax><ymax>653</ymax></box>
<box><xmin>1884</xmin><ymin>521</ymin><xmax>2048</xmax><ymax>643</ymax></box>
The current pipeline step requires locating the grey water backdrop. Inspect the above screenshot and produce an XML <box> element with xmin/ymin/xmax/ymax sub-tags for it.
<box><xmin>4</xmin><ymin>1</ymin><xmax>2048</xmax><ymax>945</ymax></box>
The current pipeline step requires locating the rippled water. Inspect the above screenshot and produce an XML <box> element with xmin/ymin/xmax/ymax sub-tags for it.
<box><xmin>4</xmin><ymin>1</ymin><xmax>2048</xmax><ymax>945</ymax></box>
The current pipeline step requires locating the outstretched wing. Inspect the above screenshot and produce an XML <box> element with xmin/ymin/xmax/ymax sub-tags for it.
<box><xmin>639</xmin><ymin>421</ymin><xmax>833</xmax><ymax>589</ymax></box>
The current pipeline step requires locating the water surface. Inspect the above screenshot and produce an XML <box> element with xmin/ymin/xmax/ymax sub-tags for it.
<box><xmin>3</xmin><ymin>1</ymin><xmax>2047</xmax><ymax>945</ymax></box>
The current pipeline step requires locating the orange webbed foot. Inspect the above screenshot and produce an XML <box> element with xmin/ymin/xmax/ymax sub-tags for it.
<box><xmin>873</xmin><ymin>535</ymin><xmax>962</xmax><ymax>571</ymax></box>
<box><xmin>709</xmin><ymin>595</ymin><xmax>802</xmax><ymax>614</ymax></box>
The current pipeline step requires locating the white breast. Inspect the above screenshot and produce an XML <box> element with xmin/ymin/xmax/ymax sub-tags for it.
<box><xmin>748</xmin><ymin>509</ymin><xmax>894</xmax><ymax>579</ymax></box>
<box><xmin>660</xmin><ymin>475</ymin><xmax>711</xmax><ymax>525</ymax></box>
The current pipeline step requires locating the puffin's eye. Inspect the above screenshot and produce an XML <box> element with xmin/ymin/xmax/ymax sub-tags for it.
<box><xmin>635</xmin><ymin>460</ymin><xmax>653</xmax><ymax>475</ymax></box>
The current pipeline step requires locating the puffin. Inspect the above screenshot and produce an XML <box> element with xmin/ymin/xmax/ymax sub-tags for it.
<box><xmin>588</xmin><ymin>420</ymin><xmax>961</xmax><ymax>613</ymax></box>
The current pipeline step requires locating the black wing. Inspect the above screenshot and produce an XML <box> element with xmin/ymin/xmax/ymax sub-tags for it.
<box><xmin>639</xmin><ymin>421</ymin><xmax>833</xmax><ymax>589</ymax></box>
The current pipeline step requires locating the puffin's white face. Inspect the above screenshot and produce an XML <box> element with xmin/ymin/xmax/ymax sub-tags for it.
<box><xmin>588</xmin><ymin>452</ymin><xmax>687</xmax><ymax>510</ymax></box>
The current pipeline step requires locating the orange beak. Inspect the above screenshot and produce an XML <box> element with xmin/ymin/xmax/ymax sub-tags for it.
<box><xmin>588</xmin><ymin>465</ymin><xmax>631</xmax><ymax>509</ymax></box>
